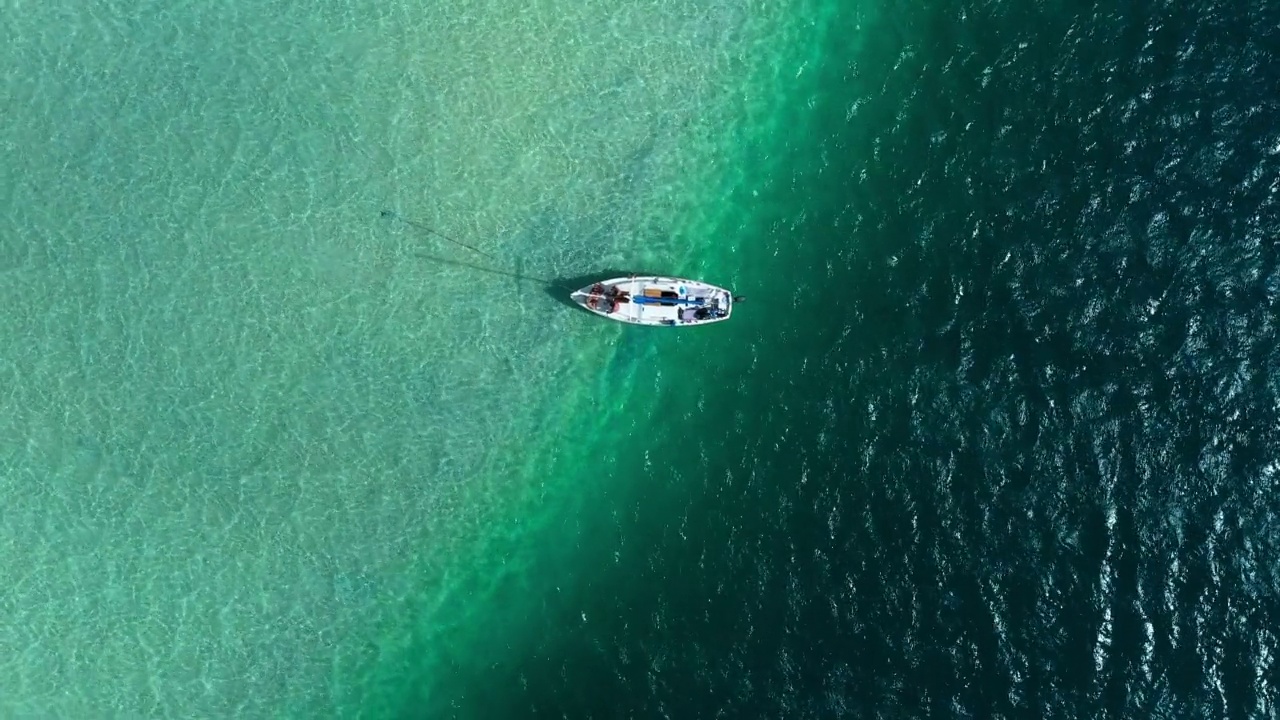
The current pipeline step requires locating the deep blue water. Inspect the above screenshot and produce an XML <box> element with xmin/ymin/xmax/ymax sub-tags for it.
<box><xmin>412</xmin><ymin>0</ymin><xmax>1280</xmax><ymax>716</ymax></box>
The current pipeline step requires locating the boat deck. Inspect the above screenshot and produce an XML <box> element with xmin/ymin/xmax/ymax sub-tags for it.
<box><xmin>573</xmin><ymin>276</ymin><xmax>733</xmax><ymax>327</ymax></box>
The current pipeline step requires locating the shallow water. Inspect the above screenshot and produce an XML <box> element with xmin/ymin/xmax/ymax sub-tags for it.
<box><xmin>0</xmin><ymin>0</ymin><xmax>811</xmax><ymax>716</ymax></box>
<box><xmin>6</xmin><ymin>0</ymin><xmax>1278</xmax><ymax>717</ymax></box>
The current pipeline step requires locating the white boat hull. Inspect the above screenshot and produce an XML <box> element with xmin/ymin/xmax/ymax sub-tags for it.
<box><xmin>570</xmin><ymin>276</ymin><xmax>734</xmax><ymax>327</ymax></box>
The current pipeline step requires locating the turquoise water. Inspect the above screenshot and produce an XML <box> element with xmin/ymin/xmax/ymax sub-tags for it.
<box><xmin>14</xmin><ymin>0</ymin><xmax>1268</xmax><ymax>717</ymax></box>
<box><xmin>1</xmin><ymin>0</ymin><xmax>829</xmax><ymax>716</ymax></box>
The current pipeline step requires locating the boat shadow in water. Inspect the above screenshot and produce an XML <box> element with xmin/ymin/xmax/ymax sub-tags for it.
<box><xmin>411</xmin><ymin>252</ymin><xmax>659</xmax><ymax>312</ymax></box>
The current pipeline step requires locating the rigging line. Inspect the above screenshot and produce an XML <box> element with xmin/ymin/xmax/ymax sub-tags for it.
<box><xmin>380</xmin><ymin>209</ymin><xmax>503</xmax><ymax>262</ymax></box>
<box><xmin>380</xmin><ymin>210</ymin><xmax>575</xmax><ymax>289</ymax></box>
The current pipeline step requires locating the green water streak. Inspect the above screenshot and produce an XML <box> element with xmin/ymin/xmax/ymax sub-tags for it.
<box><xmin>359</xmin><ymin>2</ymin><xmax>856</xmax><ymax>717</ymax></box>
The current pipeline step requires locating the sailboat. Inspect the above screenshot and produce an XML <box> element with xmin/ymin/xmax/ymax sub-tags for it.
<box><xmin>378</xmin><ymin>212</ymin><xmax>740</xmax><ymax>327</ymax></box>
<box><xmin>570</xmin><ymin>276</ymin><xmax>737</xmax><ymax>327</ymax></box>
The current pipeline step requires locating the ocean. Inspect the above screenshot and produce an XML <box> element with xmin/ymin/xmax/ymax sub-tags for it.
<box><xmin>2</xmin><ymin>0</ymin><xmax>1278</xmax><ymax>717</ymax></box>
